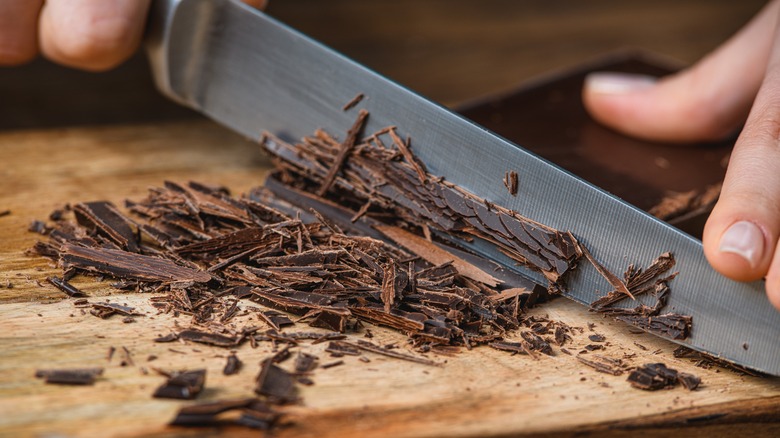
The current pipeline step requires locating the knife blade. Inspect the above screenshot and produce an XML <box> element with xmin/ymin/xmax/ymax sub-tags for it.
<box><xmin>145</xmin><ymin>0</ymin><xmax>780</xmax><ymax>375</ymax></box>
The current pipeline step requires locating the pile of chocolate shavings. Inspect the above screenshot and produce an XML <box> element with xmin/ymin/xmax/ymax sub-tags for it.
<box><xmin>27</xmin><ymin>108</ymin><xmax>704</xmax><ymax>430</ymax></box>
<box><xmin>587</xmin><ymin>252</ymin><xmax>692</xmax><ymax>341</ymax></box>
<box><xmin>261</xmin><ymin>119</ymin><xmax>582</xmax><ymax>295</ymax></box>
<box><xmin>31</xmin><ymin>178</ymin><xmax>551</xmax><ymax>352</ymax></box>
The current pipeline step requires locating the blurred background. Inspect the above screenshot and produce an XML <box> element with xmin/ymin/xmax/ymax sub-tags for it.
<box><xmin>0</xmin><ymin>0</ymin><xmax>766</xmax><ymax>129</ymax></box>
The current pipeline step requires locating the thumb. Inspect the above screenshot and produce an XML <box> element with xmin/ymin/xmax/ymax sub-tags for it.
<box><xmin>582</xmin><ymin>0</ymin><xmax>779</xmax><ymax>143</ymax></box>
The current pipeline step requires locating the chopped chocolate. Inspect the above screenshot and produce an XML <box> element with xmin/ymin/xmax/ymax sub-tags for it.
<box><xmin>153</xmin><ymin>369</ymin><xmax>207</xmax><ymax>400</ymax></box>
<box><xmin>28</xmin><ymin>220</ymin><xmax>48</xmax><ymax>234</ymax></box>
<box><xmin>0</xmin><ymin>209</ymin><xmax>10</xmax><ymax>217</ymax></box>
<box><xmin>223</xmin><ymin>353</ymin><xmax>242</xmax><ymax>375</ymax></box>
<box><xmin>677</xmin><ymin>372</ymin><xmax>702</xmax><ymax>390</ymax></box>
<box><xmin>73</xmin><ymin>201</ymin><xmax>139</xmax><ymax>252</ymax></box>
<box><xmin>342</xmin><ymin>93</ymin><xmax>365</xmax><ymax>111</ymax></box>
<box><xmin>503</xmin><ymin>171</ymin><xmax>518</xmax><ymax>196</ymax></box>
<box><xmin>60</xmin><ymin>244</ymin><xmax>211</xmax><ymax>283</ymax></box>
<box><xmin>627</xmin><ymin>363</ymin><xmax>679</xmax><ymax>390</ymax></box>
<box><xmin>589</xmin><ymin>252</ymin><xmax>691</xmax><ymax>340</ymax></box>
<box><xmin>169</xmin><ymin>398</ymin><xmax>280</xmax><ymax>431</ymax></box>
<box><xmin>672</xmin><ymin>346</ymin><xmax>760</xmax><ymax>376</ymax></box>
<box><xmin>350</xmin><ymin>340</ymin><xmax>439</xmax><ymax>366</ymax></box>
<box><xmin>46</xmin><ymin>276</ymin><xmax>86</xmax><ymax>298</ymax></box>
<box><xmin>576</xmin><ymin>355</ymin><xmax>627</xmax><ymax>376</ymax></box>
<box><xmin>256</xmin><ymin>309</ymin><xmax>294</xmax><ymax>331</ymax></box>
<box><xmin>178</xmin><ymin>329</ymin><xmax>241</xmax><ymax>348</ymax></box>
<box><xmin>89</xmin><ymin>302</ymin><xmax>141</xmax><ymax>319</ymax></box>
<box><xmin>317</xmin><ymin>109</ymin><xmax>369</xmax><ymax>196</ymax></box>
<box><xmin>588</xmin><ymin>334</ymin><xmax>606</xmax><ymax>343</ymax></box>
<box><xmin>648</xmin><ymin>183</ymin><xmax>721</xmax><ymax>222</ymax></box>
<box><xmin>154</xmin><ymin>333</ymin><xmax>179</xmax><ymax>343</ymax></box>
<box><xmin>321</xmin><ymin>360</ymin><xmax>344</xmax><ymax>369</ymax></box>
<box><xmin>255</xmin><ymin>358</ymin><xmax>298</xmax><ymax>404</ymax></box>
<box><xmin>326</xmin><ymin>341</ymin><xmax>361</xmax><ymax>357</ymax></box>
<box><xmin>35</xmin><ymin>368</ymin><xmax>103</xmax><ymax>385</ymax></box>
<box><xmin>294</xmin><ymin>352</ymin><xmax>319</xmax><ymax>373</ymax></box>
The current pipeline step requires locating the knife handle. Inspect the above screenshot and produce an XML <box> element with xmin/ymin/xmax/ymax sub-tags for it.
<box><xmin>145</xmin><ymin>0</ymin><xmax>226</xmax><ymax>108</ymax></box>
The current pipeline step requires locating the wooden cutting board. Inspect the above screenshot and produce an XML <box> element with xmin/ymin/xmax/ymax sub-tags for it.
<box><xmin>1</xmin><ymin>119</ymin><xmax>779</xmax><ymax>438</ymax></box>
<box><xmin>1</xmin><ymin>2</ymin><xmax>777</xmax><ymax>436</ymax></box>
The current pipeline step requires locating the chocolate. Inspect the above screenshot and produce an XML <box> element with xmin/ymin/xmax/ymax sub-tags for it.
<box><xmin>626</xmin><ymin>363</ymin><xmax>701</xmax><ymax>391</ymax></box>
<box><xmin>153</xmin><ymin>369</ymin><xmax>207</xmax><ymax>400</ymax></box>
<box><xmin>35</xmin><ymin>368</ymin><xmax>103</xmax><ymax>385</ymax></box>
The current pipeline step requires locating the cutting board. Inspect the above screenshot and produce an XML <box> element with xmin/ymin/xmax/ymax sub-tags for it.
<box><xmin>2</xmin><ymin>2</ymin><xmax>779</xmax><ymax>436</ymax></box>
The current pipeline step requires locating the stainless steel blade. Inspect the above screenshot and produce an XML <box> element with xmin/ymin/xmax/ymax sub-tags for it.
<box><xmin>146</xmin><ymin>0</ymin><xmax>780</xmax><ymax>375</ymax></box>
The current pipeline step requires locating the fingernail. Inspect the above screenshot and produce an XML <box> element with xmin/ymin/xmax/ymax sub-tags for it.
<box><xmin>585</xmin><ymin>72</ymin><xmax>657</xmax><ymax>94</ymax></box>
<box><xmin>719</xmin><ymin>221</ymin><xmax>764</xmax><ymax>268</ymax></box>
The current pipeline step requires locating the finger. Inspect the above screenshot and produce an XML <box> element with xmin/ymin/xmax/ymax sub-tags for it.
<box><xmin>39</xmin><ymin>0</ymin><xmax>151</xmax><ymax>72</ymax></box>
<box><xmin>582</xmin><ymin>0</ymin><xmax>780</xmax><ymax>143</ymax></box>
<box><xmin>702</xmin><ymin>33</ymin><xmax>780</xmax><ymax>302</ymax></box>
<box><xmin>0</xmin><ymin>0</ymin><xmax>44</xmax><ymax>65</ymax></box>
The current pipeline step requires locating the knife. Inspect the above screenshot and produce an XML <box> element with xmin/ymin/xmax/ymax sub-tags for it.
<box><xmin>145</xmin><ymin>0</ymin><xmax>780</xmax><ymax>375</ymax></box>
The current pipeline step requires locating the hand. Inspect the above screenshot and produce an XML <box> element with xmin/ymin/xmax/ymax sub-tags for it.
<box><xmin>582</xmin><ymin>0</ymin><xmax>780</xmax><ymax>310</ymax></box>
<box><xmin>0</xmin><ymin>0</ymin><xmax>267</xmax><ymax>71</ymax></box>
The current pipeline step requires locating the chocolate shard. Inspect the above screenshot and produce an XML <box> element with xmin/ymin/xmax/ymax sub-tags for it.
<box><xmin>256</xmin><ymin>309</ymin><xmax>294</xmax><ymax>331</ymax></box>
<box><xmin>577</xmin><ymin>355</ymin><xmax>627</xmax><ymax>376</ymax></box>
<box><xmin>169</xmin><ymin>398</ymin><xmax>281</xmax><ymax>431</ymax></box>
<box><xmin>170</xmin><ymin>398</ymin><xmax>255</xmax><ymax>426</ymax></box>
<box><xmin>178</xmin><ymin>329</ymin><xmax>242</xmax><ymax>348</ymax></box>
<box><xmin>90</xmin><ymin>302</ymin><xmax>142</xmax><ymax>319</ymax></box>
<box><xmin>616</xmin><ymin>313</ymin><xmax>692</xmax><ymax>340</ymax></box>
<box><xmin>35</xmin><ymin>368</ymin><xmax>103</xmax><ymax>385</ymax></box>
<box><xmin>627</xmin><ymin>363</ymin><xmax>679</xmax><ymax>390</ymax></box>
<box><xmin>294</xmin><ymin>352</ymin><xmax>319</xmax><ymax>374</ymax></box>
<box><xmin>60</xmin><ymin>244</ymin><xmax>211</xmax><ymax>283</ymax></box>
<box><xmin>74</xmin><ymin>201</ymin><xmax>140</xmax><ymax>252</ymax></box>
<box><xmin>46</xmin><ymin>276</ymin><xmax>86</xmax><ymax>298</ymax></box>
<box><xmin>223</xmin><ymin>353</ymin><xmax>242</xmax><ymax>375</ymax></box>
<box><xmin>153</xmin><ymin>369</ymin><xmax>207</xmax><ymax>399</ymax></box>
<box><xmin>255</xmin><ymin>358</ymin><xmax>298</xmax><ymax>404</ymax></box>
<box><xmin>677</xmin><ymin>372</ymin><xmax>702</xmax><ymax>390</ymax></box>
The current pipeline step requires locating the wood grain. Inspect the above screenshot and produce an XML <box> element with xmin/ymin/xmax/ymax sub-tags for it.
<box><xmin>0</xmin><ymin>1</ymin><xmax>776</xmax><ymax>436</ymax></box>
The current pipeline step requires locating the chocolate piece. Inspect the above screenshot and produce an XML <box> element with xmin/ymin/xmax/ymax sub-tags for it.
<box><xmin>153</xmin><ymin>369</ymin><xmax>207</xmax><ymax>400</ymax></box>
<box><xmin>320</xmin><ymin>360</ymin><xmax>344</xmax><ymax>369</ymax></box>
<box><xmin>255</xmin><ymin>358</ymin><xmax>298</xmax><ymax>404</ymax></box>
<box><xmin>262</xmin><ymin>123</ymin><xmax>582</xmax><ymax>291</ymax></box>
<box><xmin>154</xmin><ymin>333</ymin><xmax>178</xmax><ymax>343</ymax></box>
<box><xmin>577</xmin><ymin>355</ymin><xmax>627</xmax><ymax>376</ymax></box>
<box><xmin>223</xmin><ymin>353</ymin><xmax>242</xmax><ymax>375</ymax></box>
<box><xmin>90</xmin><ymin>302</ymin><xmax>141</xmax><ymax>319</ymax></box>
<box><xmin>74</xmin><ymin>201</ymin><xmax>139</xmax><ymax>252</ymax></box>
<box><xmin>677</xmin><ymin>372</ymin><xmax>702</xmax><ymax>390</ymax></box>
<box><xmin>503</xmin><ymin>171</ymin><xmax>518</xmax><ymax>196</ymax></box>
<box><xmin>60</xmin><ymin>244</ymin><xmax>211</xmax><ymax>283</ymax></box>
<box><xmin>588</xmin><ymin>334</ymin><xmax>606</xmax><ymax>343</ymax></box>
<box><xmin>326</xmin><ymin>341</ymin><xmax>361</xmax><ymax>357</ymax></box>
<box><xmin>294</xmin><ymin>352</ymin><xmax>319</xmax><ymax>374</ymax></box>
<box><xmin>35</xmin><ymin>368</ymin><xmax>103</xmax><ymax>385</ymax></box>
<box><xmin>627</xmin><ymin>363</ymin><xmax>679</xmax><ymax>390</ymax></box>
<box><xmin>0</xmin><ymin>209</ymin><xmax>10</xmax><ymax>217</ymax></box>
<box><xmin>317</xmin><ymin>109</ymin><xmax>369</xmax><ymax>196</ymax></box>
<box><xmin>28</xmin><ymin>220</ymin><xmax>48</xmax><ymax>234</ymax></box>
<box><xmin>589</xmin><ymin>252</ymin><xmax>691</xmax><ymax>340</ymax></box>
<box><xmin>342</xmin><ymin>93</ymin><xmax>365</xmax><ymax>111</ymax></box>
<box><xmin>46</xmin><ymin>276</ymin><xmax>86</xmax><ymax>298</ymax></box>
<box><xmin>169</xmin><ymin>398</ymin><xmax>280</xmax><ymax>431</ymax></box>
<box><xmin>178</xmin><ymin>329</ymin><xmax>241</xmax><ymax>348</ymax></box>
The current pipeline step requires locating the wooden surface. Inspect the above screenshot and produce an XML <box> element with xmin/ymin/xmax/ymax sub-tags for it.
<box><xmin>2</xmin><ymin>1</ymin><xmax>779</xmax><ymax>437</ymax></box>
